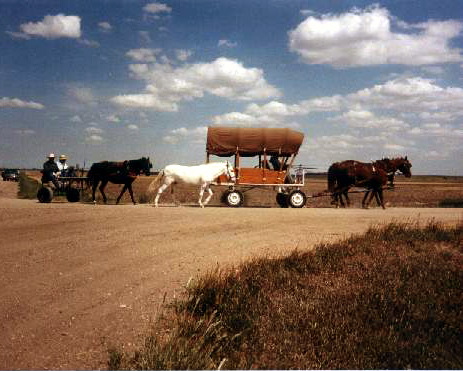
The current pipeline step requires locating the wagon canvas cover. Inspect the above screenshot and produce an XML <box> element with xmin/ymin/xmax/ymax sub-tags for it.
<box><xmin>207</xmin><ymin>127</ymin><xmax>304</xmax><ymax>157</ymax></box>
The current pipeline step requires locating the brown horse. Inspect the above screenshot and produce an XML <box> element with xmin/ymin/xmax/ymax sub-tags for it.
<box><xmin>327</xmin><ymin>157</ymin><xmax>412</xmax><ymax>209</ymax></box>
<box><xmin>87</xmin><ymin>157</ymin><xmax>152</xmax><ymax>204</ymax></box>
<box><xmin>328</xmin><ymin>160</ymin><xmax>388</xmax><ymax>209</ymax></box>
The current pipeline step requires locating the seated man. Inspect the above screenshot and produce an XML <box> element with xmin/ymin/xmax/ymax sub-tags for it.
<box><xmin>57</xmin><ymin>154</ymin><xmax>69</xmax><ymax>177</ymax></box>
<box><xmin>42</xmin><ymin>153</ymin><xmax>60</xmax><ymax>188</ymax></box>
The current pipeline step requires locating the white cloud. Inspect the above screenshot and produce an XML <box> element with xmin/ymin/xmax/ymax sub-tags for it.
<box><xmin>300</xmin><ymin>10</ymin><xmax>317</xmax><ymax>17</ymax></box>
<box><xmin>213</xmin><ymin>95</ymin><xmax>343</xmax><ymax>126</ymax></box>
<box><xmin>0</xmin><ymin>97</ymin><xmax>44</xmax><ymax>109</ymax></box>
<box><xmin>85</xmin><ymin>126</ymin><xmax>103</xmax><ymax>134</ymax></box>
<box><xmin>384</xmin><ymin>143</ymin><xmax>406</xmax><ymax>151</ymax></box>
<box><xmin>111</xmin><ymin>93</ymin><xmax>177</xmax><ymax>111</ymax></box>
<box><xmin>212</xmin><ymin>112</ymin><xmax>257</xmax><ymax>126</ymax></box>
<box><xmin>111</xmin><ymin>57</ymin><xmax>280</xmax><ymax>111</ymax></box>
<box><xmin>331</xmin><ymin>109</ymin><xmax>409</xmax><ymax>130</ymax></box>
<box><xmin>213</xmin><ymin>77</ymin><xmax>463</xmax><ymax>135</ymax></box>
<box><xmin>106</xmin><ymin>114</ymin><xmax>120</xmax><ymax>123</ymax></box>
<box><xmin>139</xmin><ymin>31</ymin><xmax>151</xmax><ymax>43</ymax></box>
<box><xmin>289</xmin><ymin>5</ymin><xmax>463</xmax><ymax>67</ymax></box>
<box><xmin>84</xmin><ymin>124</ymin><xmax>104</xmax><ymax>143</ymax></box>
<box><xmin>175</xmin><ymin>49</ymin><xmax>193</xmax><ymax>62</ymax></box>
<box><xmin>86</xmin><ymin>134</ymin><xmax>103</xmax><ymax>143</ymax></box>
<box><xmin>126</xmin><ymin>48</ymin><xmax>161</xmax><ymax>62</ymax></box>
<box><xmin>98</xmin><ymin>22</ymin><xmax>112</xmax><ymax>32</ymax></box>
<box><xmin>408</xmin><ymin>123</ymin><xmax>463</xmax><ymax>138</ymax></box>
<box><xmin>18</xmin><ymin>14</ymin><xmax>81</xmax><ymax>39</ymax></box>
<box><xmin>163</xmin><ymin>126</ymin><xmax>207</xmax><ymax>144</ymax></box>
<box><xmin>303</xmin><ymin>134</ymin><xmax>365</xmax><ymax>153</ymax></box>
<box><xmin>15</xmin><ymin>129</ymin><xmax>35</xmax><ymax>136</ymax></box>
<box><xmin>70</xmin><ymin>115</ymin><xmax>82</xmax><ymax>123</ymax></box>
<box><xmin>143</xmin><ymin>3</ymin><xmax>172</xmax><ymax>14</ymax></box>
<box><xmin>78</xmin><ymin>38</ymin><xmax>100</xmax><ymax>48</ymax></box>
<box><xmin>218</xmin><ymin>39</ymin><xmax>237</xmax><ymax>48</ymax></box>
<box><xmin>348</xmin><ymin>77</ymin><xmax>463</xmax><ymax>113</ymax></box>
<box><xmin>421</xmin><ymin>66</ymin><xmax>445</xmax><ymax>75</ymax></box>
<box><xmin>67</xmin><ymin>86</ymin><xmax>96</xmax><ymax>105</ymax></box>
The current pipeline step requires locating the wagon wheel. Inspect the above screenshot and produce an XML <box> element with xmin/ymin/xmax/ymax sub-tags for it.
<box><xmin>66</xmin><ymin>187</ymin><xmax>80</xmax><ymax>202</ymax></box>
<box><xmin>37</xmin><ymin>186</ymin><xmax>53</xmax><ymax>203</ymax></box>
<box><xmin>288</xmin><ymin>190</ymin><xmax>306</xmax><ymax>208</ymax></box>
<box><xmin>276</xmin><ymin>193</ymin><xmax>289</xmax><ymax>208</ymax></box>
<box><xmin>224</xmin><ymin>190</ymin><xmax>244</xmax><ymax>207</ymax></box>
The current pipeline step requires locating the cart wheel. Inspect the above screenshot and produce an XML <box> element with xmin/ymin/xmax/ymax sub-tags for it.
<box><xmin>276</xmin><ymin>193</ymin><xmax>289</xmax><ymax>208</ymax></box>
<box><xmin>66</xmin><ymin>187</ymin><xmax>80</xmax><ymax>202</ymax></box>
<box><xmin>288</xmin><ymin>190</ymin><xmax>306</xmax><ymax>208</ymax></box>
<box><xmin>225</xmin><ymin>190</ymin><xmax>244</xmax><ymax>207</ymax></box>
<box><xmin>37</xmin><ymin>186</ymin><xmax>53</xmax><ymax>203</ymax></box>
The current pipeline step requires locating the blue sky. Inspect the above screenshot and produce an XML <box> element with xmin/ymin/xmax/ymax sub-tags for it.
<box><xmin>1</xmin><ymin>0</ymin><xmax>462</xmax><ymax>174</ymax></box>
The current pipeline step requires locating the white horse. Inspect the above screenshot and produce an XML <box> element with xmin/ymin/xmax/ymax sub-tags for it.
<box><xmin>148</xmin><ymin>162</ymin><xmax>236</xmax><ymax>208</ymax></box>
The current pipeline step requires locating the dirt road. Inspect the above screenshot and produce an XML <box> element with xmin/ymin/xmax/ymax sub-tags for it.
<box><xmin>0</xmin><ymin>181</ymin><xmax>461</xmax><ymax>369</ymax></box>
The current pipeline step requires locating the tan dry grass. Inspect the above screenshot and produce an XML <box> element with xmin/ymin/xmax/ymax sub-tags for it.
<box><xmin>111</xmin><ymin>221</ymin><xmax>463</xmax><ymax>369</ymax></box>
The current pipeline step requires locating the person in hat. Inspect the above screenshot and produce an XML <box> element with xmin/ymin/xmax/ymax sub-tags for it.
<box><xmin>57</xmin><ymin>154</ymin><xmax>69</xmax><ymax>177</ymax></box>
<box><xmin>42</xmin><ymin>153</ymin><xmax>60</xmax><ymax>188</ymax></box>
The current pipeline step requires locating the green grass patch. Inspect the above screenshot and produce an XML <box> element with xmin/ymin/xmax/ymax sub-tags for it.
<box><xmin>111</xmin><ymin>221</ymin><xmax>463</xmax><ymax>370</ymax></box>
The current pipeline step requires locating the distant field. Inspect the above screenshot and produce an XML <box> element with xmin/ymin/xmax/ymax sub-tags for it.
<box><xmin>24</xmin><ymin>171</ymin><xmax>462</xmax><ymax>208</ymax></box>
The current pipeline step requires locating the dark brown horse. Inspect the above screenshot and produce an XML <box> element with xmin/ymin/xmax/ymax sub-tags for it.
<box><xmin>87</xmin><ymin>157</ymin><xmax>152</xmax><ymax>204</ymax></box>
<box><xmin>327</xmin><ymin>157</ymin><xmax>412</xmax><ymax>209</ymax></box>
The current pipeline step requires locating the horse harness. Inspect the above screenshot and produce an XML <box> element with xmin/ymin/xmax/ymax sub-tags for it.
<box><xmin>110</xmin><ymin>161</ymin><xmax>138</xmax><ymax>177</ymax></box>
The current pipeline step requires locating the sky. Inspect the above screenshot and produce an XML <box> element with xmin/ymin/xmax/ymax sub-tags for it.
<box><xmin>1</xmin><ymin>0</ymin><xmax>462</xmax><ymax>175</ymax></box>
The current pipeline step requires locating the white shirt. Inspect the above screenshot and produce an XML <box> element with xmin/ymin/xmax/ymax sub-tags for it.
<box><xmin>57</xmin><ymin>162</ymin><xmax>68</xmax><ymax>175</ymax></box>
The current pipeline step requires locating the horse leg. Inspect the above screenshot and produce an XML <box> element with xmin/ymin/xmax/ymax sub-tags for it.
<box><xmin>362</xmin><ymin>190</ymin><xmax>370</xmax><ymax>209</ymax></box>
<box><xmin>92</xmin><ymin>181</ymin><xmax>99</xmax><ymax>204</ymax></box>
<box><xmin>171</xmin><ymin>183</ymin><xmax>179</xmax><ymax>206</ymax></box>
<box><xmin>343</xmin><ymin>189</ymin><xmax>350</xmax><ymax>207</ymax></box>
<box><xmin>154</xmin><ymin>182</ymin><xmax>169</xmax><ymax>207</ymax></box>
<box><xmin>365</xmin><ymin>189</ymin><xmax>377</xmax><ymax>209</ymax></box>
<box><xmin>338</xmin><ymin>188</ymin><xmax>346</xmax><ymax>208</ymax></box>
<box><xmin>377</xmin><ymin>188</ymin><xmax>386</xmax><ymax>209</ymax></box>
<box><xmin>374</xmin><ymin>191</ymin><xmax>382</xmax><ymax>207</ymax></box>
<box><xmin>330</xmin><ymin>192</ymin><xmax>339</xmax><ymax>207</ymax></box>
<box><xmin>99</xmin><ymin>180</ymin><xmax>109</xmax><ymax>204</ymax></box>
<box><xmin>198</xmin><ymin>183</ymin><xmax>207</xmax><ymax>208</ymax></box>
<box><xmin>203</xmin><ymin>183</ymin><xmax>214</xmax><ymax>206</ymax></box>
<box><xmin>116</xmin><ymin>184</ymin><xmax>129</xmax><ymax>205</ymax></box>
<box><xmin>127</xmin><ymin>183</ymin><xmax>136</xmax><ymax>205</ymax></box>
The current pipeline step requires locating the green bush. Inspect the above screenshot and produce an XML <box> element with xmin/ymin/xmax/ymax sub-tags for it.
<box><xmin>113</xmin><ymin>222</ymin><xmax>463</xmax><ymax>370</ymax></box>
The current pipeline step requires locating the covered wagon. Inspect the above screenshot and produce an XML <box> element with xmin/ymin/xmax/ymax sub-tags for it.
<box><xmin>206</xmin><ymin>126</ymin><xmax>307</xmax><ymax>207</ymax></box>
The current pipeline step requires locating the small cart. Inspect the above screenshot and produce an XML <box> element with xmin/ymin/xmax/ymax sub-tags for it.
<box><xmin>37</xmin><ymin>176</ymin><xmax>88</xmax><ymax>203</ymax></box>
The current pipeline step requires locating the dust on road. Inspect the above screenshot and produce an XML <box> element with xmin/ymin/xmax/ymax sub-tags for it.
<box><xmin>0</xmin><ymin>181</ymin><xmax>461</xmax><ymax>369</ymax></box>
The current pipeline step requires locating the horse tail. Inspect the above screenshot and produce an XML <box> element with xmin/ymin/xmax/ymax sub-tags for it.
<box><xmin>327</xmin><ymin>164</ymin><xmax>337</xmax><ymax>193</ymax></box>
<box><xmin>86</xmin><ymin>165</ymin><xmax>95</xmax><ymax>188</ymax></box>
<box><xmin>147</xmin><ymin>170</ymin><xmax>164</xmax><ymax>196</ymax></box>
